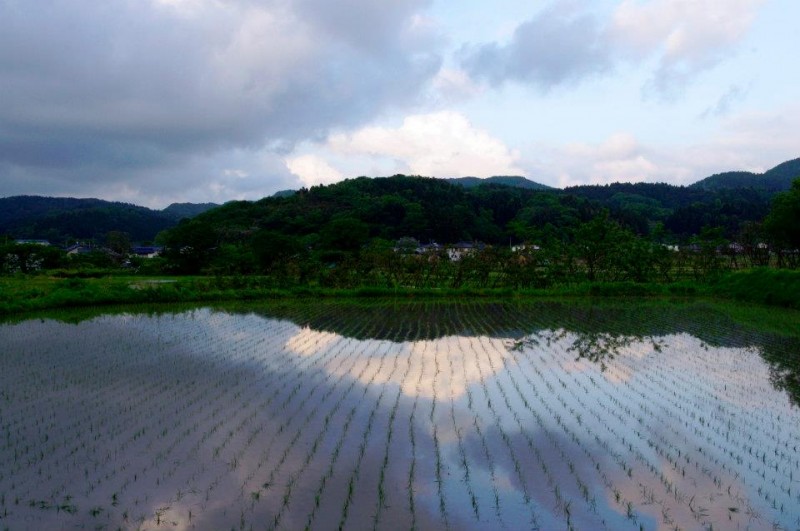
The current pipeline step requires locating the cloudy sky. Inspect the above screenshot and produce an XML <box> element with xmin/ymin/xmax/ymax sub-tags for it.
<box><xmin>1</xmin><ymin>0</ymin><xmax>798</xmax><ymax>207</ymax></box>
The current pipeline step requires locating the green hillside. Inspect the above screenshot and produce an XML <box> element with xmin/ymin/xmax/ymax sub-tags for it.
<box><xmin>0</xmin><ymin>196</ymin><xmax>213</xmax><ymax>243</ymax></box>
<box><xmin>690</xmin><ymin>158</ymin><xmax>800</xmax><ymax>192</ymax></box>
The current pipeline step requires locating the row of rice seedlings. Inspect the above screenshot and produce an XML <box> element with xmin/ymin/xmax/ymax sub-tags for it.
<box><xmin>496</xmin><ymin>306</ymin><xmax>685</xmax><ymax>528</ymax></box>
<box><xmin>128</xmin><ymin>309</ymin><xmax>350</xmax><ymax>524</ymax></box>
<box><xmin>541</xmin><ymin>323</ymin><xmax>798</xmax><ymax>529</ymax></box>
<box><xmin>609</xmin><ymin>333</ymin><xmax>800</xmax><ymax>527</ymax></box>
<box><xmin>236</xmin><ymin>329</ymin><xmax>351</xmax><ymax>499</ymax></box>
<box><xmin>445</xmin><ymin>344</ymin><xmax>482</xmax><ymax>524</ymax></box>
<box><xmin>459</xmin><ymin>331</ymin><xmax>542</xmax><ymax>528</ymax></box>
<box><xmin>504</xmin><ymin>347</ymin><xmax>637</xmax><ymax>529</ymax></box>
<box><xmin>274</xmin><ymin>336</ymin><xmax>397</xmax><ymax>528</ymax></box>
<box><xmin>533</xmin><ymin>335</ymin><xmax>706</xmax><ymax>527</ymax></box>
<box><xmin>1</xmin><ymin>311</ymin><xmax>304</xmax><ymax>525</ymax></box>
<box><xmin>456</xmin><ymin>336</ymin><xmax>508</xmax><ymax>527</ymax></box>
<box><xmin>428</xmin><ymin>322</ymin><xmax>450</xmax><ymax>530</ymax></box>
<box><xmin>334</xmin><ymin>340</ymin><xmax>404</xmax><ymax>530</ymax></box>
<box><xmin>93</xmin><ymin>313</ymin><xmax>298</xmax><ymax>523</ymax></box>
<box><xmin>459</xmin><ymin>306</ymin><xmax>615</xmax><ymax>530</ymax></box>
<box><xmin>496</xmin><ymin>342</ymin><xmax>624</xmax><ymax>529</ymax></box>
<box><xmin>253</xmin><ymin>322</ymin><xmax>376</xmax><ymax>492</ymax></box>
<box><xmin>620</xmin><ymin>341</ymin><xmax>788</xmax><ymax>526</ymax></box>
<box><xmin>241</xmin><ymin>330</ymin><xmax>369</xmax><ymax>509</ymax></box>
<box><xmin>370</xmin><ymin>334</ymin><xmax>418</xmax><ymax>530</ymax></box>
<box><xmin>406</xmin><ymin>338</ymin><xmax>427</xmax><ymax>530</ymax></box>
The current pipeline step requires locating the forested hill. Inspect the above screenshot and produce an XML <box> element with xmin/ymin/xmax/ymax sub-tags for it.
<box><xmin>160</xmin><ymin>172</ymin><xmax>793</xmax><ymax>259</ymax></box>
<box><xmin>0</xmin><ymin>196</ymin><xmax>216</xmax><ymax>243</ymax></box>
<box><xmin>162</xmin><ymin>202</ymin><xmax>219</xmax><ymax>220</ymax></box>
<box><xmin>689</xmin><ymin>158</ymin><xmax>800</xmax><ymax>192</ymax></box>
<box><xmin>446</xmin><ymin>175</ymin><xmax>551</xmax><ymax>190</ymax></box>
<box><xmin>4</xmin><ymin>158</ymin><xmax>798</xmax><ymax>245</ymax></box>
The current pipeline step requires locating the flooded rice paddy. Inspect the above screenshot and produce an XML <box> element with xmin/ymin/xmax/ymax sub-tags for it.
<box><xmin>1</xmin><ymin>300</ymin><xmax>799</xmax><ymax>530</ymax></box>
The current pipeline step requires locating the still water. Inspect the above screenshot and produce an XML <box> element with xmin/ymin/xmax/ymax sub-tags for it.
<box><xmin>1</xmin><ymin>300</ymin><xmax>798</xmax><ymax>530</ymax></box>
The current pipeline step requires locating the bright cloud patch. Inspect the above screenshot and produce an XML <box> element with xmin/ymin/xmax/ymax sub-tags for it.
<box><xmin>286</xmin><ymin>154</ymin><xmax>345</xmax><ymax>187</ymax></box>
<box><xmin>529</xmin><ymin>103</ymin><xmax>800</xmax><ymax>188</ymax></box>
<box><xmin>613</xmin><ymin>0</ymin><xmax>766</xmax><ymax>98</ymax></box>
<box><xmin>327</xmin><ymin>111</ymin><xmax>523</xmax><ymax>178</ymax></box>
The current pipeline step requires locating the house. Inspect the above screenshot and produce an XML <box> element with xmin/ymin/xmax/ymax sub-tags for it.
<box><xmin>726</xmin><ymin>243</ymin><xmax>745</xmax><ymax>254</ymax></box>
<box><xmin>511</xmin><ymin>244</ymin><xmax>540</xmax><ymax>253</ymax></box>
<box><xmin>14</xmin><ymin>239</ymin><xmax>50</xmax><ymax>246</ymax></box>
<box><xmin>415</xmin><ymin>242</ymin><xmax>442</xmax><ymax>255</ymax></box>
<box><xmin>447</xmin><ymin>241</ymin><xmax>485</xmax><ymax>261</ymax></box>
<box><xmin>131</xmin><ymin>246</ymin><xmax>163</xmax><ymax>258</ymax></box>
<box><xmin>66</xmin><ymin>243</ymin><xmax>94</xmax><ymax>255</ymax></box>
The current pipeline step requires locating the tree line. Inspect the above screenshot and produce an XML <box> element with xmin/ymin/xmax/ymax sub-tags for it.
<box><xmin>3</xmin><ymin>175</ymin><xmax>799</xmax><ymax>285</ymax></box>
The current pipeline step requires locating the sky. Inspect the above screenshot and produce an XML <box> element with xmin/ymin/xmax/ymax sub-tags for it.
<box><xmin>0</xmin><ymin>0</ymin><xmax>798</xmax><ymax>208</ymax></box>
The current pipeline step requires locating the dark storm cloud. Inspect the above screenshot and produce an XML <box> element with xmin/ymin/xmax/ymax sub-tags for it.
<box><xmin>0</xmin><ymin>0</ymin><xmax>441</xmax><ymax>204</ymax></box>
<box><xmin>460</xmin><ymin>3</ymin><xmax>611</xmax><ymax>90</ymax></box>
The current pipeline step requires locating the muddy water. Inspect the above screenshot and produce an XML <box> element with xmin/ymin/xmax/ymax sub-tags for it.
<box><xmin>0</xmin><ymin>301</ymin><xmax>798</xmax><ymax>530</ymax></box>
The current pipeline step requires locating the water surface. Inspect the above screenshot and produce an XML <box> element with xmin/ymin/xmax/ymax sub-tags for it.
<box><xmin>1</xmin><ymin>300</ymin><xmax>798</xmax><ymax>529</ymax></box>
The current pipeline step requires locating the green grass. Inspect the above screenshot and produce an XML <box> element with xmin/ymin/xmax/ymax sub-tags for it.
<box><xmin>711</xmin><ymin>268</ymin><xmax>800</xmax><ymax>310</ymax></box>
<box><xmin>0</xmin><ymin>269</ymin><xmax>797</xmax><ymax>319</ymax></box>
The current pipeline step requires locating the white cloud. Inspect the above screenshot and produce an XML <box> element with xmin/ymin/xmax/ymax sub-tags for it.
<box><xmin>528</xmin><ymin>104</ymin><xmax>800</xmax><ymax>188</ymax></box>
<box><xmin>612</xmin><ymin>0</ymin><xmax>766</xmax><ymax>99</ymax></box>
<box><xmin>430</xmin><ymin>67</ymin><xmax>484</xmax><ymax>102</ymax></box>
<box><xmin>0</xmin><ymin>0</ymin><xmax>441</xmax><ymax>202</ymax></box>
<box><xmin>327</xmin><ymin>111</ymin><xmax>523</xmax><ymax>178</ymax></box>
<box><xmin>286</xmin><ymin>154</ymin><xmax>345</xmax><ymax>187</ymax></box>
<box><xmin>546</xmin><ymin>133</ymin><xmax>661</xmax><ymax>187</ymax></box>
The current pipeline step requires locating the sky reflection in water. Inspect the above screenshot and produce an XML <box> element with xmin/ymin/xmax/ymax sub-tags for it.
<box><xmin>0</xmin><ymin>301</ymin><xmax>798</xmax><ymax>530</ymax></box>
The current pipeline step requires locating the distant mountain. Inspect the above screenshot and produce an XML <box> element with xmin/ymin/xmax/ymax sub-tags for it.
<box><xmin>0</xmin><ymin>196</ymin><xmax>176</xmax><ymax>243</ymax></box>
<box><xmin>162</xmin><ymin>202</ymin><xmax>219</xmax><ymax>220</ymax></box>
<box><xmin>690</xmin><ymin>159</ymin><xmax>800</xmax><ymax>192</ymax></box>
<box><xmin>447</xmin><ymin>175</ymin><xmax>551</xmax><ymax>190</ymax></box>
<box><xmin>763</xmin><ymin>158</ymin><xmax>800</xmax><ymax>183</ymax></box>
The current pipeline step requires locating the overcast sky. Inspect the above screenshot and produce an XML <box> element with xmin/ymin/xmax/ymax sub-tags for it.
<box><xmin>1</xmin><ymin>0</ymin><xmax>798</xmax><ymax>208</ymax></box>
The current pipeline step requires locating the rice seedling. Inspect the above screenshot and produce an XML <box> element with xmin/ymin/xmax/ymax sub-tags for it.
<box><xmin>1</xmin><ymin>300</ymin><xmax>799</xmax><ymax>529</ymax></box>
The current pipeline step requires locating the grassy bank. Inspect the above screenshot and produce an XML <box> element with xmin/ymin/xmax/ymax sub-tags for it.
<box><xmin>1</xmin><ymin>269</ymin><xmax>798</xmax><ymax>317</ymax></box>
<box><xmin>710</xmin><ymin>267</ymin><xmax>800</xmax><ymax>310</ymax></box>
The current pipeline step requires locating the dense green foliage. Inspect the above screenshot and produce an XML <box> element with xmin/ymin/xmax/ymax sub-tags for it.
<box><xmin>161</xmin><ymin>202</ymin><xmax>219</xmax><ymax>219</ymax></box>
<box><xmin>1</xmin><ymin>162</ymin><xmax>798</xmax><ymax>307</ymax></box>
<box><xmin>712</xmin><ymin>268</ymin><xmax>800</xmax><ymax>310</ymax></box>
<box><xmin>446</xmin><ymin>175</ymin><xmax>552</xmax><ymax>190</ymax></box>
<box><xmin>763</xmin><ymin>178</ymin><xmax>800</xmax><ymax>260</ymax></box>
<box><xmin>0</xmin><ymin>196</ymin><xmax>216</xmax><ymax>244</ymax></box>
<box><xmin>149</xmin><ymin>174</ymin><xmax>798</xmax><ymax>285</ymax></box>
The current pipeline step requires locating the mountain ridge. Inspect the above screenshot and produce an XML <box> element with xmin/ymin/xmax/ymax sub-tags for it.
<box><xmin>2</xmin><ymin>157</ymin><xmax>798</xmax><ymax>243</ymax></box>
<box><xmin>0</xmin><ymin>196</ymin><xmax>218</xmax><ymax>243</ymax></box>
